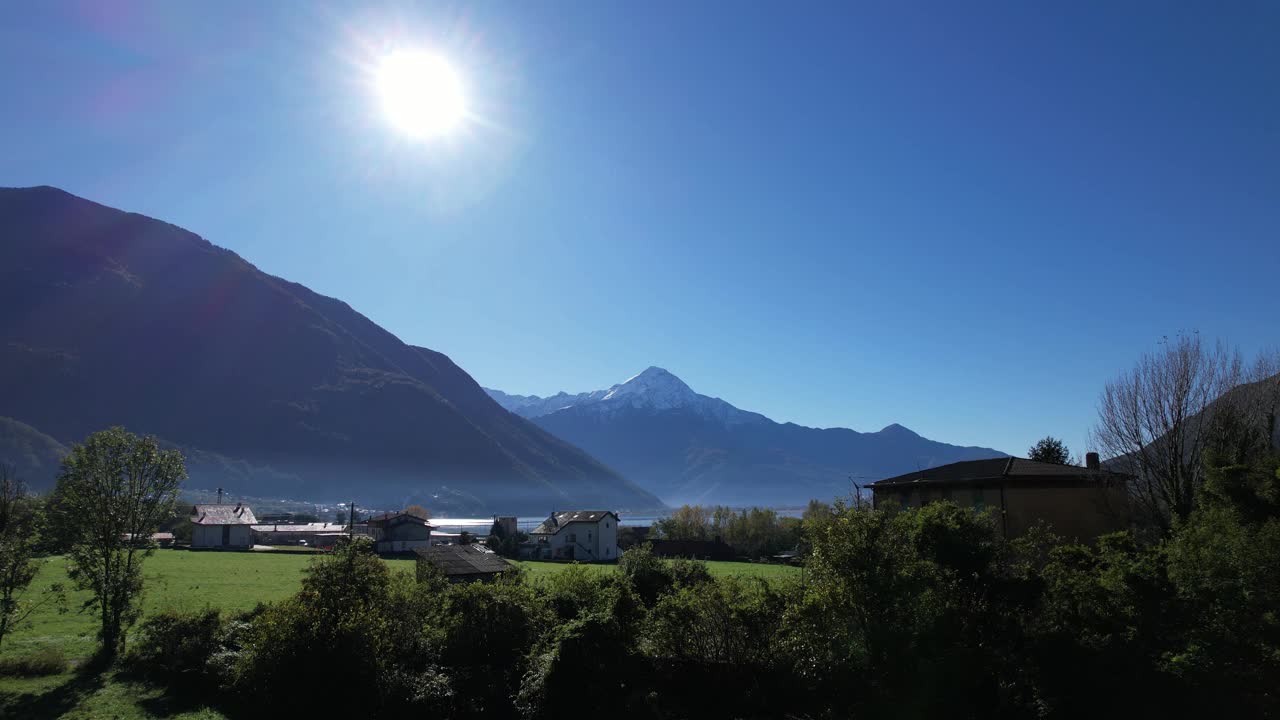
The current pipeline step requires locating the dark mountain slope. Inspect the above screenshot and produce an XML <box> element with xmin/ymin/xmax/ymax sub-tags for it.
<box><xmin>0</xmin><ymin>186</ymin><xmax>659</xmax><ymax>512</ymax></box>
<box><xmin>0</xmin><ymin>416</ymin><xmax>67</xmax><ymax>488</ymax></box>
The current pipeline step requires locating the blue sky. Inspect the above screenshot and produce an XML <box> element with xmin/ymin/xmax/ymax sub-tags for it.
<box><xmin>2</xmin><ymin>1</ymin><xmax>1277</xmax><ymax>457</ymax></box>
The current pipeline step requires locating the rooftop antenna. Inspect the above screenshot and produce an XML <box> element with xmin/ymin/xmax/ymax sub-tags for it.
<box><xmin>849</xmin><ymin>474</ymin><xmax>875</xmax><ymax>509</ymax></box>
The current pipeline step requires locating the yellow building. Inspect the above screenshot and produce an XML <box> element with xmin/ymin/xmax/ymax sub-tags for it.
<box><xmin>872</xmin><ymin>456</ymin><xmax>1130</xmax><ymax>541</ymax></box>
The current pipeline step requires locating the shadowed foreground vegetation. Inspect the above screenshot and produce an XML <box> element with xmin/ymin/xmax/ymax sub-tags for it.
<box><xmin>5</xmin><ymin>441</ymin><xmax>1279</xmax><ymax>720</ymax></box>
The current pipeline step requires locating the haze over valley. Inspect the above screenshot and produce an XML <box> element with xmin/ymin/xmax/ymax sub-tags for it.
<box><xmin>487</xmin><ymin>367</ymin><xmax>1005</xmax><ymax>506</ymax></box>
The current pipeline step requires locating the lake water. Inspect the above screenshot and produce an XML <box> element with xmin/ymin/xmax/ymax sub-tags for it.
<box><xmin>428</xmin><ymin>510</ymin><xmax>804</xmax><ymax>534</ymax></box>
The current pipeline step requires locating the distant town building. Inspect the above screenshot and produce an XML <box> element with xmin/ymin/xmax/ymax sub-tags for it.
<box><xmin>121</xmin><ymin>532</ymin><xmax>176</xmax><ymax>548</ymax></box>
<box><xmin>367</xmin><ymin>511</ymin><xmax>434</xmax><ymax>553</ymax></box>
<box><xmin>250</xmin><ymin>522</ymin><xmax>353</xmax><ymax>549</ymax></box>
<box><xmin>414</xmin><ymin>544</ymin><xmax>513</xmax><ymax>583</ymax></box>
<box><xmin>493</xmin><ymin>515</ymin><xmax>518</xmax><ymax>537</ymax></box>
<box><xmin>190</xmin><ymin>503</ymin><xmax>258</xmax><ymax>549</ymax></box>
<box><xmin>872</xmin><ymin>456</ymin><xmax>1130</xmax><ymax>541</ymax></box>
<box><xmin>521</xmin><ymin>510</ymin><xmax>620</xmax><ymax>562</ymax></box>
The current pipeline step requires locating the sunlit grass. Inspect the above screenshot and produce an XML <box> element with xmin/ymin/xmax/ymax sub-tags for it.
<box><xmin>0</xmin><ymin>550</ymin><xmax>797</xmax><ymax>663</ymax></box>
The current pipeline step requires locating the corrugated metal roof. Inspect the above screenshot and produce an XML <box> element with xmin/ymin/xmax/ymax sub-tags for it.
<box><xmin>250</xmin><ymin>522</ymin><xmax>347</xmax><ymax>533</ymax></box>
<box><xmin>414</xmin><ymin>544</ymin><xmax>513</xmax><ymax>576</ymax></box>
<box><xmin>191</xmin><ymin>503</ymin><xmax>258</xmax><ymax>525</ymax></box>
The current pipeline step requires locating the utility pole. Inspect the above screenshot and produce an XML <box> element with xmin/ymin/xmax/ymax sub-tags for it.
<box><xmin>348</xmin><ymin>500</ymin><xmax>355</xmax><ymax>542</ymax></box>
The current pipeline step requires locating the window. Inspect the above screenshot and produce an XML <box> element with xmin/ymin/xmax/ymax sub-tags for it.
<box><xmin>920</xmin><ymin>488</ymin><xmax>931</xmax><ymax>506</ymax></box>
<box><xmin>588</xmin><ymin>531</ymin><xmax>593</xmax><ymax>542</ymax></box>
<box><xmin>568</xmin><ymin>533</ymin><xmax>576</xmax><ymax>543</ymax></box>
<box><xmin>900</xmin><ymin>493</ymin><xmax>910</xmax><ymax>511</ymax></box>
<box><xmin>972</xmin><ymin>488</ymin><xmax>985</xmax><ymax>512</ymax></box>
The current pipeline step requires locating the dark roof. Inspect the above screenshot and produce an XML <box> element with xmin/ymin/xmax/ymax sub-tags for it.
<box><xmin>873</xmin><ymin>457</ymin><xmax>1130</xmax><ymax>487</ymax></box>
<box><xmin>413</xmin><ymin>544</ymin><xmax>513</xmax><ymax>576</ymax></box>
<box><xmin>530</xmin><ymin>510</ymin><xmax>618</xmax><ymax>535</ymax></box>
<box><xmin>366</xmin><ymin>512</ymin><xmax>435</xmax><ymax>530</ymax></box>
<box><xmin>191</xmin><ymin>504</ymin><xmax>258</xmax><ymax>525</ymax></box>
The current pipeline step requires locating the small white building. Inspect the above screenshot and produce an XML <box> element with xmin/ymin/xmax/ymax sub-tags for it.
<box><xmin>191</xmin><ymin>503</ymin><xmax>257</xmax><ymax>549</ymax></box>
<box><xmin>523</xmin><ymin>510</ymin><xmax>620</xmax><ymax>562</ymax></box>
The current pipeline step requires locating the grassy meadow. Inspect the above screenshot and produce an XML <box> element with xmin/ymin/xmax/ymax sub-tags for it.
<box><xmin>0</xmin><ymin>548</ymin><xmax>799</xmax><ymax>719</ymax></box>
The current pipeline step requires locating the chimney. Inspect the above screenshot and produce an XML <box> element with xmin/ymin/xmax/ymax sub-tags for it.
<box><xmin>1086</xmin><ymin>452</ymin><xmax>1100</xmax><ymax>471</ymax></box>
<box><xmin>217</xmin><ymin>487</ymin><xmax>224</xmax><ymax>504</ymax></box>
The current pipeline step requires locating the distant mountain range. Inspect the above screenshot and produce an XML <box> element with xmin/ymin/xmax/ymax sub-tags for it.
<box><xmin>0</xmin><ymin>186</ymin><xmax>662</xmax><ymax>514</ymax></box>
<box><xmin>485</xmin><ymin>367</ymin><xmax>1008</xmax><ymax>506</ymax></box>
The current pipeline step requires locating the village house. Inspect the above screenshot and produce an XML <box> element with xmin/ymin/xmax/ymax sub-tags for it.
<box><xmin>190</xmin><ymin>503</ymin><xmax>258</xmax><ymax>549</ymax></box>
<box><xmin>414</xmin><ymin>544</ymin><xmax>514</xmax><ymax>583</ymax></box>
<box><xmin>367</xmin><ymin>511</ymin><xmax>434</xmax><ymax>553</ymax></box>
<box><xmin>521</xmin><ymin>510</ymin><xmax>620</xmax><ymax>562</ymax></box>
<box><xmin>872</xmin><ymin>454</ymin><xmax>1131</xmax><ymax>541</ymax></box>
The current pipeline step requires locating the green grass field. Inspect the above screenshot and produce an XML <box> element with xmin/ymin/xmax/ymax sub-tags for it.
<box><xmin>0</xmin><ymin>548</ymin><xmax>799</xmax><ymax>718</ymax></box>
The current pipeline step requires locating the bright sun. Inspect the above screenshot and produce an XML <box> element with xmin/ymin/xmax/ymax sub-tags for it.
<box><xmin>376</xmin><ymin>50</ymin><xmax>466</xmax><ymax>139</ymax></box>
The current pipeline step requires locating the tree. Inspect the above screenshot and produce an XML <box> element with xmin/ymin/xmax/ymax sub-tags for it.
<box><xmin>1091</xmin><ymin>335</ymin><xmax>1247</xmax><ymax>531</ymax></box>
<box><xmin>52</xmin><ymin>427</ymin><xmax>186</xmax><ymax>658</ymax></box>
<box><xmin>0</xmin><ymin>464</ymin><xmax>47</xmax><ymax>650</ymax></box>
<box><xmin>1028</xmin><ymin>436</ymin><xmax>1072</xmax><ymax>464</ymax></box>
<box><xmin>654</xmin><ymin>505</ymin><xmax>711</xmax><ymax>541</ymax></box>
<box><xmin>404</xmin><ymin>504</ymin><xmax>430</xmax><ymax>520</ymax></box>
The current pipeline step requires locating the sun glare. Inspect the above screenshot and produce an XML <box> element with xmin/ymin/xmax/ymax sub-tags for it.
<box><xmin>376</xmin><ymin>50</ymin><xmax>466</xmax><ymax>139</ymax></box>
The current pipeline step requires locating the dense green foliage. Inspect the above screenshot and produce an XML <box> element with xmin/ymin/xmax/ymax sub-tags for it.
<box><xmin>0</xmin><ymin>647</ymin><xmax>66</xmax><ymax>677</ymax></box>
<box><xmin>87</xmin><ymin>447</ymin><xmax>1276</xmax><ymax>719</ymax></box>
<box><xmin>0</xmin><ymin>465</ymin><xmax>45</xmax><ymax>651</ymax></box>
<box><xmin>654</xmin><ymin>503</ymin><xmax>805</xmax><ymax>557</ymax></box>
<box><xmin>5</xmin><ymin>406</ymin><xmax>1279</xmax><ymax>719</ymax></box>
<box><xmin>1028</xmin><ymin>435</ymin><xmax>1072</xmax><ymax>464</ymax></box>
<box><xmin>49</xmin><ymin>428</ymin><xmax>185</xmax><ymax>659</ymax></box>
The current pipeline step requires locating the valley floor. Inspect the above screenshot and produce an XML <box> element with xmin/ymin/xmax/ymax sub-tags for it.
<box><xmin>0</xmin><ymin>549</ymin><xmax>800</xmax><ymax>719</ymax></box>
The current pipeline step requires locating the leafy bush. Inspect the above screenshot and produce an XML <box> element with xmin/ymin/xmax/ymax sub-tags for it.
<box><xmin>541</xmin><ymin>564</ymin><xmax>634</xmax><ymax>622</ymax></box>
<box><xmin>231</xmin><ymin>540</ymin><xmax>446</xmax><ymax>715</ymax></box>
<box><xmin>645</xmin><ymin>576</ymin><xmax>785</xmax><ymax>667</ymax></box>
<box><xmin>427</xmin><ymin>578</ymin><xmax>548</xmax><ymax>715</ymax></box>
<box><xmin>517</xmin><ymin>611</ymin><xmax>642</xmax><ymax>719</ymax></box>
<box><xmin>668</xmin><ymin>557</ymin><xmax>713</xmax><ymax>589</ymax></box>
<box><xmin>0</xmin><ymin>647</ymin><xmax>68</xmax><ymax>676</ymax></box>
<box><xmin>618</xmin><ymin>543</ymin><xmax>673</xmax><ymax>605</ymax></box>
<box><xmin>125</xmin><ymin>608</ymin><xmax>226</xmax><ymax>689</ymax></box>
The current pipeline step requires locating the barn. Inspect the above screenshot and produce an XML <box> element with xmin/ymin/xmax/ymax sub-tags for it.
<box><xmin>190</xmin><ymin>503</ymin><xmax>258</xmax><ymax>549</ymax></box>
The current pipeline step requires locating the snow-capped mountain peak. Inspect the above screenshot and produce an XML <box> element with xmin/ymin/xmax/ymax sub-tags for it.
<box><xmin>601</xmin><ymin>366</ymin><xmax>698</xmax><ymax>409</ymax></box>
<box><xmin>485</xmin><ymin>366</ymin><xmax>766</xmax><ymax>426</ymax></box>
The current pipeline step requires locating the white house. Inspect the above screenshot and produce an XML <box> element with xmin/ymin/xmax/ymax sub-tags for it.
<box><xmin>523</xmin><ymin>510</ymin><xmax>620</xmax><ymax>562</ymax></box>
<box><xmin>191</xmin><ymin>503</ymin><xmax>257</xmax><ymax>549</ymax></box>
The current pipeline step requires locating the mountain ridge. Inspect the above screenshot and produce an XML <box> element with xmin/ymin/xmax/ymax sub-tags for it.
<box><xmin>485</xmin><ymin>368</ymin><xmax>1007</xmax><ymax>506</ymax></box>
<box><xmin>0</xmin><ymin>185</ymin><xmax>662</xmax><ymax>513</ymax></box>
